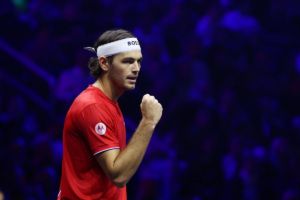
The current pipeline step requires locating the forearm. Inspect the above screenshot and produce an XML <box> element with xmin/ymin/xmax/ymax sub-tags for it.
<box><xmin>111</xmin><ymin>118</ymin><xmax>156</xmax><ymax>185</ymax></box>
<box><xmin>96</xmin><ymin>94</ymin><xmax>163</xmax><ymax>187</ymax></box>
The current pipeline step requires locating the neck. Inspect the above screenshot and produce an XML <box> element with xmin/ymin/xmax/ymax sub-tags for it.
<box><xmin>93</xmin><ymin>77</ymin><xmax>123</xmax><ymax>101</ymax></box>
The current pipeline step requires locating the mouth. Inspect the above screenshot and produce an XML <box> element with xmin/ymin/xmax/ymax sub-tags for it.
<box><xmin>126</xmin><ymin>76</ymin><xmax>138</xmax><ymax>83</ymax></box>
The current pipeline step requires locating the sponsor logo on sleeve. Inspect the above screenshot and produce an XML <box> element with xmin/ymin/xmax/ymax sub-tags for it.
<box><xmin>95</xmin><ymin>122</ymin><xmax>106</xmax><ymax>135</ymax></box>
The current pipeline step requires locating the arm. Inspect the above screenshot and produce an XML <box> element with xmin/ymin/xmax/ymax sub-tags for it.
<box><xmin>95</xmin><ymin>94</ymin><xmax>163</xmax><ymax>187</ymax></box>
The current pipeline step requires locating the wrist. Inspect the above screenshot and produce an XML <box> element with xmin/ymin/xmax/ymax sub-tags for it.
<box><xmin>141</xmin><ymin>118</ymin><xmax>157</xmax><ymax>129</ymax></box>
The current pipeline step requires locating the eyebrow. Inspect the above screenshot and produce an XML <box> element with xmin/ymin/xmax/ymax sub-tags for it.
<box><xmin>122</xmin><ymin>57</ymin><xmax>143</xmax><ymax>61</ymax></box>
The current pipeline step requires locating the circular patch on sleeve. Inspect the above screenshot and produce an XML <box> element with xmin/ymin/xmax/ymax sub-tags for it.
<box><xmin>95</xmin><ymin>122</ymin><xmax>106</xmax><ymax>135</ymax></box>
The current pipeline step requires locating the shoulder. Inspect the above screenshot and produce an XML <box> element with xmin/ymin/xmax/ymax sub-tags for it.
<box><xmin>67</xmin><ymin>86</ymin><xmax>117</xmax><ymax>123</ymax></box>
<box><xmin>69</xmin><ymin>101</ymin><xmax>114</xmax><ymax>131</ymax></box>
<box><xmin>70</xmin><ymin>87</ymin><xmax>107</xmax><ymax>112</ymax></box>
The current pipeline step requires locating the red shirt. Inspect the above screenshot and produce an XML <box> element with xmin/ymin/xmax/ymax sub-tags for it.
<box><xmin>58</xmin><ymin>85</ymin><xmax>127</xmax><ymax>200</ymax></box>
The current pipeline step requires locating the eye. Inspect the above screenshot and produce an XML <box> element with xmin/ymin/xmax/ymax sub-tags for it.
<box><xmin>122</xmin><ymin>59</ymin><xmax>134</xmax><ymax>64</ymax></box>
<box><xmin>137</xmin><ymin>58</ymin><xmax>143</xmax><ymax>64</ymax></box>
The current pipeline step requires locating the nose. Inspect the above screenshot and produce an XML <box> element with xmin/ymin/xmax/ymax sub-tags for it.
<box><xmin>132</xmin><ymin>61</ymin><xmax>140</xmax><ymax>72</ymax></box>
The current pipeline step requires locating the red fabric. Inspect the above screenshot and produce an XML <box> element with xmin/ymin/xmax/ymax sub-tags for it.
<box><xmin>58</xmin><ymin>85</ymin><xmax>127</xmax><ymax>200</ymax></box>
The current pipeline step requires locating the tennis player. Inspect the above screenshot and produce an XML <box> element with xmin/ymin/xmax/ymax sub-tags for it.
<box><xmin>57</xmin><ymin>29</ymin><xmax>163</xmax><ymax>200</ymax></box>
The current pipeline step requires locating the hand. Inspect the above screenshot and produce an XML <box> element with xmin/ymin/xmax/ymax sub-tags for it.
<box><xmin>140</xmin><ymin>94</ymin><xmax>163</xmax><ymax>126</ymax></box>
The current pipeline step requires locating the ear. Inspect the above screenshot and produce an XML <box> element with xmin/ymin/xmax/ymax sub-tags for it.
<box><xmin>98</xmin><ymin>57</ymin><xmax>110</xmax><ymax>71</ymax></box>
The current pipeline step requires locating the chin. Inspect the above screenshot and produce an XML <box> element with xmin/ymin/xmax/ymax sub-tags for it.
<box><xmin>128</xmin><ymin>86</ymin><xmax>136</xmax><ymax>90</ymax></box>
<box><xmin>125</xmin><ymin>84</ymin><xmax>136</xmax><ymax>90</ymax></box>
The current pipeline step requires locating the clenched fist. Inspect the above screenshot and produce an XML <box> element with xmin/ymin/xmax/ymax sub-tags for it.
<box><xmin>140</xmin><ymin>94</ymin><xmax>163</xmax><ymax>126</ymax></box>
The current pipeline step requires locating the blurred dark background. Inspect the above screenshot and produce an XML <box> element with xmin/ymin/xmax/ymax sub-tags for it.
<box><xmin>1</xmin><ymin>0</ymin><xmax>300</xmax><ymax>199</ymax></box>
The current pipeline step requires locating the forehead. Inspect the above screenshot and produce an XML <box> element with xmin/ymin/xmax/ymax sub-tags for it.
<box><xmin>114</xmin><ymin>50</ymin><xmax>142</xmax><ymax>59</ymax></box>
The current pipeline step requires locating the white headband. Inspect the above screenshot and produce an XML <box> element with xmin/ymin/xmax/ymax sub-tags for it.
<box><xmin>95</xmin><ymin>37</ymin><xmax>141</xmax><ymax>57</ymax></box>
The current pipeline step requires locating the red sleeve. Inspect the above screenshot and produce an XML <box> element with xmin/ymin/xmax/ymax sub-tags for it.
<box><xmin>77</xmin><ymin>103</ymin><xmax>120</xmax><ymax>155</ymax></box>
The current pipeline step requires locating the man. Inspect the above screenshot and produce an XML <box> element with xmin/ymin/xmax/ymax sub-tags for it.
<box><xmin>57</xmin><ymin>29</ymin><xmax>163</xmax><ymax>199</ymax></box>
